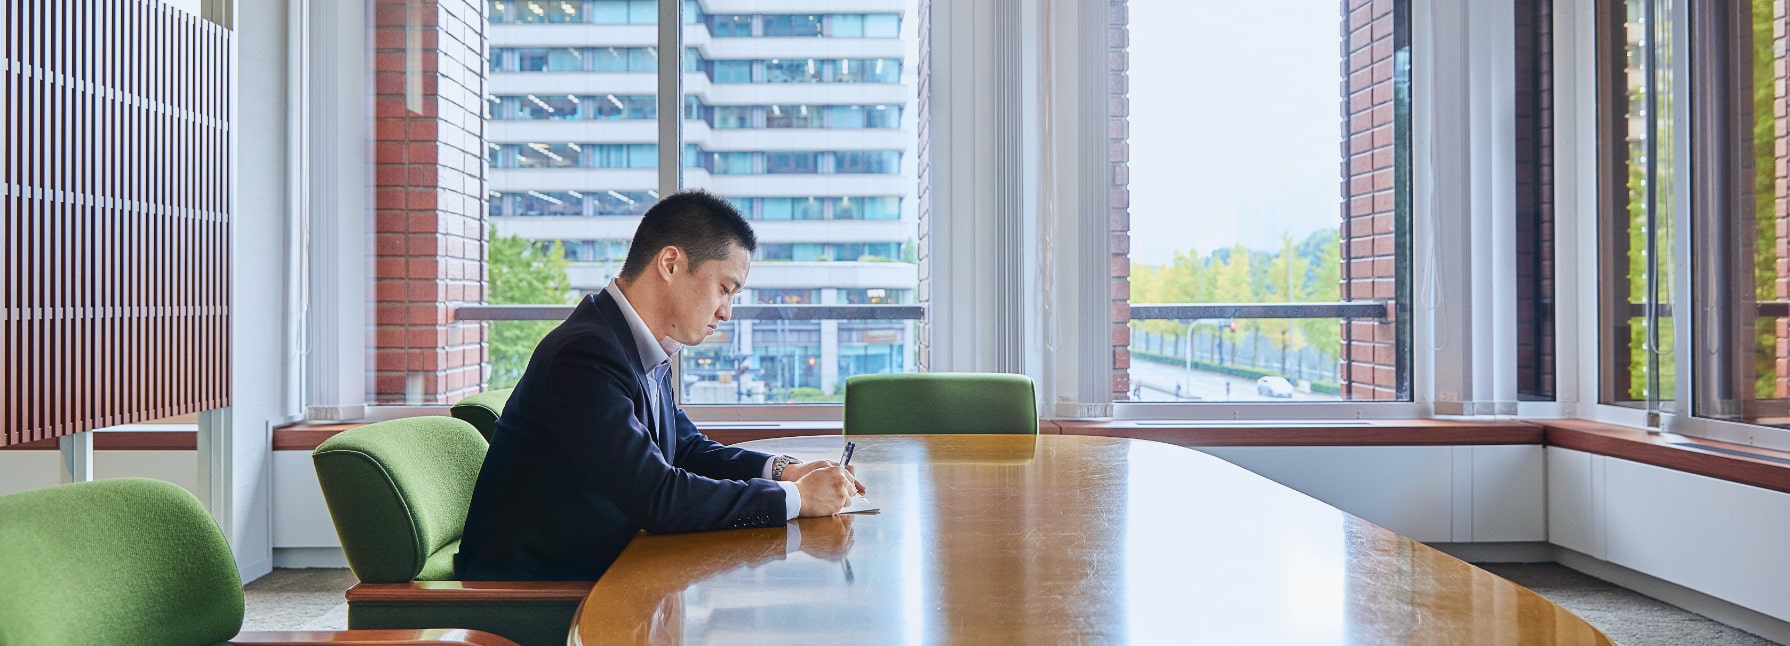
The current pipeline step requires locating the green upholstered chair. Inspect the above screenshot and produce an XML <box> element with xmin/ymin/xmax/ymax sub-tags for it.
<box><xmin>843</xmin><ymin>372</ymin><xmax>1040</xmax><ymax>435</ymax></box>
<box><xmin>449</xmin><ymin>388</ymin><xmax>513</xmax><ymax>441</ymax></box>
<box><xmin>0</xmin><ymin>477</ymin><xmax>513</xmax><ymax>646</ymax></box>
<box><xmin>313</xmin><ymin>417</ymin><xmax>589</xmax><ymax>646</ymax></box>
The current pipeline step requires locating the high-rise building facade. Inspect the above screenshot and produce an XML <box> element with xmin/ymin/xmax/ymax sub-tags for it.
<box><xmin>485</xmin><ymin>0</ymin><xmax>918</xmax><ymax>404</ymax></box>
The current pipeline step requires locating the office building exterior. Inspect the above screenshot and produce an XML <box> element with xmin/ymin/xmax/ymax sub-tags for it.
<box><xmin>485</xmin><ymin>0</ymin><xmax>918</xmax><ymax>403</ymax></box>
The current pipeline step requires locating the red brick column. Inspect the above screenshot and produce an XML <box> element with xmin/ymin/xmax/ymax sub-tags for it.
<box><xmin>1110</xmin><ymin>0</ymin><xmax>1134</xmax><ymax>400</ymax></box>
<box><xmin>1340</xmin><ymin>0</ymin><xmax>1399</xmax><ymax>400</ymax></box>
<box><xmin>372</xmin><ymin>0</ymin><xmax>487</xmax><ymax>404</ymax></box>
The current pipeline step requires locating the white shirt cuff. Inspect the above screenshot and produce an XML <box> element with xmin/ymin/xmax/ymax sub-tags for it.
<box><xmin>777</xmin><ymin>480</ymin><xmax>801</xmax><ymax>520</ymax></box>
<box><xmin>761</xmin><ymin>456</ymin><xmax>777</xmax><ymax>480</ymax></box>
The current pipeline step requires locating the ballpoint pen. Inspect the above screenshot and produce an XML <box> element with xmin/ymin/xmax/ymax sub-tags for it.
<box><xmin>840</xmin><ymin>441</ymin><xmax>856</xmax><ymax>468</ymax></box>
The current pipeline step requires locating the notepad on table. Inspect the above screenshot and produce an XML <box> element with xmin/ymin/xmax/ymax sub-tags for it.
<box><xmin>841</xmin><ymin>495</ymin><xmax>879</xmax><ymax>514</ymax></box>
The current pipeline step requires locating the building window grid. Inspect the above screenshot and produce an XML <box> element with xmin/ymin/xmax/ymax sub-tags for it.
<box><xmin>485</xmin><ymin>0</ymin><xmax>919</xmax><ymax>406</ymax></box>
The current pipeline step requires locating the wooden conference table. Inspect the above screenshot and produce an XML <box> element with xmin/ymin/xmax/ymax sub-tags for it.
<box><xmin>571</xmin><ymin>435</ymin><xmax>1611</xmax><ymax>644</ymax></box>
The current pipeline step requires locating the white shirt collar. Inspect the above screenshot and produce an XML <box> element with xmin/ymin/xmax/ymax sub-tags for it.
<box><xmin>604</xmin><ymin>279</ymin><xmax>684</xmax><ymax>371</ymax></box>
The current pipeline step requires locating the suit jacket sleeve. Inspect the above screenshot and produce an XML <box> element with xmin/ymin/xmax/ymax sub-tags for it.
<box><xmin>672</xmin><ymin>408</ymin><xmax>775</xmax><ymax>481</ymax></box>
<box><xmin>540</xmin><ymin>335</ymin><xmax>785</xmax><ymax>533</ymax></box>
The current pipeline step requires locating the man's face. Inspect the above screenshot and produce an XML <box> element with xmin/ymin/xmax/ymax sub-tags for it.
<box><xmin>663</xmin><ymin>243</ymin><xmax>750</xmax><ymax>347</ymax></box>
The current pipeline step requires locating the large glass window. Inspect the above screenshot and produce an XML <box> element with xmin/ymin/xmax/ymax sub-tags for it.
<box><xmin>1122</xmin><ymin>0</ymin><xmax>1411</xmax><ymax>402</ymax></box>
<box><xmin>483</xmin><ymin>0</ymin><xmax>918</xmax><ymax>404</ymax></box>
<box><xmin>1599</xmin><ymin>0</ymin><xmax>1676</xmax><ymax>410</ymax></box>
<box><xmin>1688</xmin><ymin>0</ymin><xmax>1790</xmax><ymax>427</ymax></box>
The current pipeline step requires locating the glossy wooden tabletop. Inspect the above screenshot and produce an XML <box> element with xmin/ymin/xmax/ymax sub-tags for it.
<box><xmin>571</xmin><ymin>435</ymin><xmax>1611</xmax><ymax>645</ymax></box>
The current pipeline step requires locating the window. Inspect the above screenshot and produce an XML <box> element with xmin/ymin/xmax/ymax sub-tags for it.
<box><xmin>1599</xmin><ymin>0</ymin><xmax>1675</xmax><ymax>410</ymax></box>
<box><xmin>590</xmin><ymin>47</ymin><xmax>657</xmax><ymax>73</ymax></box>
<box><xmin>709</xmin><ymin>14</ymin><xmax>751</xmax><ymax>37</ymax></box>
<box><xmin>591</xmin><ymin>144</ymin><xmax>657</xmax><ymax>169</ymax></box>
<box><xmin>513</xmin><ymin>48</ymin><xmax>586</xmax><ymax>72</ymax></box>
<box><xmin>766</xmin><ymin>151</ymin><xmax>820</xmax><ymax>174</ymax></box>
<box><xmin>590</xmin><ymin>95</ymin><xmax>656</xmax><ymax>120</ymax></box>
<box><xmin>766</xmin><ymin>59</ymin><xmax>819</xmax><ymax>83</ymax></box>
<box><xmin>710</xmin><ymin>151</ymin><xmax>754</xmax><ymax>175</ymax></box>
<box><xmin>763</xmin><ymin>15</ymin><xmax>823</xmax><ymax>38</ymax></box>
<box><xmin>761</xmin><ymin>197</ymin><xmax>824</xmax><ymax>221</ymax></box>
<box><xmin>496</xmin><ymin>143</ymin><xmax>581</xmax><ymax>169</ymax></box>
<box><xmin>480</xmin><ymin>0</ymin><xmax>919</xmax><ymax>405</ymax></box>
<box><xmin>833</xmin><ymin>196</ymin><xmax>900</xmax><ymax>220</ymax></box>
<box><xmin>491</xmin><ymin>0</ymin><xmax>580</xmax><ymax>24</ymax></box>
<box><xmin>713</xmin><ymin>60</ymin><xmax>754</xmax><ymax>83</ymax></box>
<box><xmin>1122</xmin><ymin>0</ymin><xmax>1411</xmax><ymax>402</ymax></box>
<box><xmin>864</xmin><ymin>14</ymin><xmax>899</xmax><ymax>38</ymax></box>
<box><xmin>830</xmin><ymin>14</ymin><xmax>863</xmax><ymax>38</ymax></box>
<box><xmin>516</xmin><ymin>191</ymin><xmax>584</xmax><ymax>217</ymax></box>
<box><xmin>1686</xmin><ymin>0</ymin><xmax>1790</xmax><ymax>428</ymax></box>
<box><xmin>754</xmin><ymin>289</ymin><xmax>820</xmax><ymax>305</ymax></box>
<box><xmin>508</xmin><ymin>94</ymin><xmax>581</xmax><ymax>120</ymax></box>
<box><xmin>712</xmin><ymin>106</ymin><xmax>754</xmax><ymax>129</ymax></box>
<box><xmin>833</xmin><ymin>151</ymin><xmax>900</xmax><ymax>174</ymax></box>
<box><xmin>842</xmin><ymin>288</ymin><xmax>910</xmax><ymax>305</ymax></box>
<box><xmin>590</xmin><ymin>0</ymin><xmax>655</xmax><ymax>24</ymax></box>
<box><xmin>766</xmin><ymin>105</ymin><xmax>824</xmax><ymax>128</ymax></box>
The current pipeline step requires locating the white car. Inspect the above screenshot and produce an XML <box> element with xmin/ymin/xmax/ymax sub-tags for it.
<box><xmin>1256</xmin><ymin>376</ymin><xmax>1295</xmax><ymax>398</ymax></box>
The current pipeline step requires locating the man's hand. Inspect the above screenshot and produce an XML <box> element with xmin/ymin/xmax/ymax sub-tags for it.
<box><xmin>783</xmin><ymin>460</ymin><xmax>867</xmax><ymax>495</ymax></box>
<box><xmin>795</xmin><ymin>466</ymin><xmax>859</xmax><ymax>517</ymax></box>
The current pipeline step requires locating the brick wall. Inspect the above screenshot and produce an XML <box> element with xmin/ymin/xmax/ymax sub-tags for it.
<box><xmin>1777</xmin><ymin>0</ymin><xmax>1790</xmax><ymax>398</ymax></box>
<box><xmin>1339</xmin><ymin>0</ymin><xmax>1401</xmax><ymax>400</ymax></box>
<box><xmin>1110</xmin><ymin>0</ymin><xmax>1133</xmax><ymax>400</ymax></box>
<box><xmin>1515</xmin><ymin>0</ymin><xmax>1556</xmax><ymax>400</ymax></box>
<box><xmin>371</xmin><ymin>0</ymin><xmax>487</xmax><ymax>404</ymax></box>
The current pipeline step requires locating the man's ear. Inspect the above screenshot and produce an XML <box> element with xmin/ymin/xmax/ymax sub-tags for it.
<box><xmin>656</xmin><ymin>245</ymin><xmax>683</xmax><ymax>278</ymax></box>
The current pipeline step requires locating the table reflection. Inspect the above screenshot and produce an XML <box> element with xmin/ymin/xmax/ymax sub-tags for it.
<box><xmin>572</xmin><ymin>435</ymin><xmax>1610</xmax><ymax>645</ymax></box>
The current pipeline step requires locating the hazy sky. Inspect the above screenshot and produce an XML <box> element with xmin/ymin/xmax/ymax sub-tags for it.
<box><xmin>1126</xmin><ymin>1</ymin><xmax>1345</xmax><ymax>265</ymax></box>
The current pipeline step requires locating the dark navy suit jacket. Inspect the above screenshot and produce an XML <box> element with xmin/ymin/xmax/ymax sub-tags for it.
<box><xmin>458</xmin><ymin>289</ymin><xmax>786</xmax><ymax>581</ymax></box>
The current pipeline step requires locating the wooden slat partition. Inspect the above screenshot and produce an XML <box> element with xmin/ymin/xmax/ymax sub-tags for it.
<box><xmin>1</xmin><ymin>0</ymin><xmax>231</xmax><ymax>447</ymax></box>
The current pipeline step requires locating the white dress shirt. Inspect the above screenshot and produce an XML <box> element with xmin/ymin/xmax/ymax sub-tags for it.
<box><xmin>605</xmin><ymin>280</ymin><xmax>801</xmax><ymax>520</ymax></box>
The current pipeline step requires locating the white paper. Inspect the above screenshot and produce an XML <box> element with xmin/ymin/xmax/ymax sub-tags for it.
<box><xmin>841</xmin><ymin>495</ymin><xmax>879</xmax><ymax>514</ymax></box>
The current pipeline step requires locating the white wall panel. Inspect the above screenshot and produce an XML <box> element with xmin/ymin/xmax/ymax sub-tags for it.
<box><xmin>1604</xmin><ymin>458</ymin><xmax>1790</xmax><ymax>621</ymax></box>
<box><xmin>1197</xmin><ymin>446</ymin><xmax>1456</xmax><ymax>542</ymax></box>
<box><xmin>1545</xmin><ymin>447</ymin><xmax>1601</xmax><ymax>557</ymax></box>
<box><xmin>272</xmin><ymin>450</ymin><xmax>342</xmax><ymax>548</ymax></box>
<box><xmin>0</xmin><ymin>454</ymin><xmax>60</xmax><ymax>496</ymax></box>
<box><xmin>1470</xmin><ymin>445</ymin><xmax>1546</xmax><ymax>541</ymax></box>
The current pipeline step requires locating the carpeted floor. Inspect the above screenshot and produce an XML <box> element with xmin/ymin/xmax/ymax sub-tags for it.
<box><xmin>241</xmin><ymin>568</ymin><xmax>356</xmax><ymax>632</ymax></box>
<box><xmin>242</xmin><ymin>564</ymin><xmax>1783</xmax><ymax>644</ymax></box>
<box><xmin>1478</xmin><ymin>564</ymin><xmax>1779</xmax><ymax>646</ymax></box>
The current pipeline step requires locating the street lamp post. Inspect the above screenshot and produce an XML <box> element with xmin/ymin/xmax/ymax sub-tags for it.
<box><xmin>1184</xmin><ymin>319</ymin><xmax>1197</xmax><ymax>399</ymax></box>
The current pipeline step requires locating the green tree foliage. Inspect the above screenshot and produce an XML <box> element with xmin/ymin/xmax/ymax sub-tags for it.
<box><xmin>1128</xmin><ymin>228</ymin><xmax>1343</xmax><ymax>370</ymax></box>
<box><xmin>1752</xmin><ymin>0</ymin><xmax>1779</xmax><ymax>398</ymax></box>
<box><xmin>487</xmin><ymin>227</ymin><xmax>574</xmax><ymax>389</ymax></box>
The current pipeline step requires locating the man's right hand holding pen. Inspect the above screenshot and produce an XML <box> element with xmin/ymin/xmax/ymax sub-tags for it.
<box><xmin>785</xmin><ymin>444</ymin><xmax>867</xmax><ymax>517</ymax></box>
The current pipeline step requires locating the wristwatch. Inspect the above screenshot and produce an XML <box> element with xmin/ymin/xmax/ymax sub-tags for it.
<box><xmin>771</xmin><ymin>455</ymin><xmax>801</xmax><ymax>481</ymax></box>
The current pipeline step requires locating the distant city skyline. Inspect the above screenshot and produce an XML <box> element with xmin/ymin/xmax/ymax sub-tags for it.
<box><xmin>1126</xmin><ymin>0</ymin><xmax>1344</xmax><ymax>265</ymax></box>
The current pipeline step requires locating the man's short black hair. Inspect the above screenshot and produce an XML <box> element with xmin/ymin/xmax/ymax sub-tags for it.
<box><xmin>619</xmin><ymin>190</ymin><xmax>758</xmax><ymax>280</ymax></box>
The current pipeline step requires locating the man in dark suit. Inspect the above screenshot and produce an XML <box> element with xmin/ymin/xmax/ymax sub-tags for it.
<box><xmin>458</xmin><ymin>191</ymin><xmax>862</xmax><ymax>581</ymax></box>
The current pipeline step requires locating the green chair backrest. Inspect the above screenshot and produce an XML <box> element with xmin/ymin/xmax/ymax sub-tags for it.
<box><xmin>313</xmin><ymin>417</ymin><xmax>487</xmax><ymax>583</ymax></box>
<box><xmin>843</xmin><ymin>373</ymin><xmax>1039</xmax><ymax>435</ymax></box>
<box><xmin>0</xmin><ymin>478</ymin><xmax>244</xmax><ymax>645</ymax></box>
<box><xmin>450</xmin><ymin>388</ymin><xmax>513</xmax><ymax>441</ymax></box>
